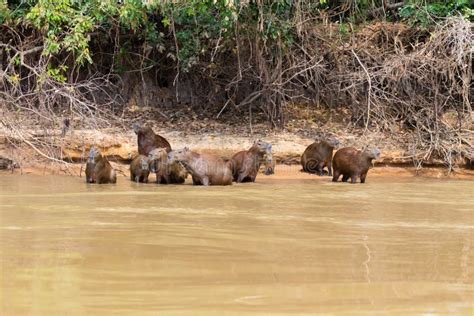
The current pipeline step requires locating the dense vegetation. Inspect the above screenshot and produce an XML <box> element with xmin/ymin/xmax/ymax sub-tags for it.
<box><xmin>0</xmin><ymin>0</ymin><xmax>473</xmax><ymax>168</ymax></box>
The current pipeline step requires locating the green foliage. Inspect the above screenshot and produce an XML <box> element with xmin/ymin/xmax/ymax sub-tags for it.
<box><xmin>0</xmin><ymin>0</ymin><xmax>11</xmax><ymax>24</ymax></box>
<box><xmin>26</xmin><ymin>0</ymin><xmax>95</xmax><ymax>65</ymax></box>
<box><xmin>399</xmin><ymin>0</ymin><xmax>473</xmax><ymax>27</ymax></box>
<box><xmin>3</xmin><ymin>0</ymin><xmax>472</xmax><ymax>76</ymax></box>
<box><xmin>47</xmin><ymin>65</ymin><xmax>68</xmax><ymax>82</ymax></box>
<box><xmin>159</xmin><ymin>0</ymin><xmax>239</xmax><ymax>71</ymax></box>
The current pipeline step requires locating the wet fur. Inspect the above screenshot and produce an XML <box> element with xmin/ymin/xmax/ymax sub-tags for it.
<box><xmin>130</xmin><ymin>155</ymin><xmax>150</xmax><ymax>183</ymax></box>
<box><xmin>148</xmin><ymin>148</ymin><xmax>187</xmax><ymax>184</ymax></box>
<box><xmin>85</xmin><ymin>150</ymin><xmax>116</xmax><ymax>184</ymax></box>
<box><xmin>230</xmin><ymin>141</ymin><xmax>272</xmax><ymax>182</ymax></box>
<box><xmin>301</xmin><ymin>140</ymin><xmax>338</xmax><ymax>176</ymax></box>
<box><xmin>332</xmin><ymin>147</ymin><xmax>380</xmax><ymax>184</ymax></box>
<box><xmin>169</xmin><ymin>149</ymin><xmax>232</xmax><ymax>186</ymax></box>
<box><xmin>134</xmin><ymin>124</ymin><xmax>172</xmax><ymax>155</ymax></box>
<box><xmin>263</xmin><ymin>151</ymin><xmax>275</xmax><ymax>175</ymax></box>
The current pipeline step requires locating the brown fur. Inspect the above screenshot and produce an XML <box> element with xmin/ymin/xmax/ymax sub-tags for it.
<box><xmin>168</xmin><ymin>148</ymin><xmax>232</xmax><ymax>186</ymax></box>
<box><xmin>263</xmin><ymin>151</ymin><xmax>275</xmax><ymax>175</ymax></box>
<box><xmin>130</xmin><ymin>154</ymin><xmax>150</xmax><ymax>183</ymax></box>
<box><xmin>148</xmin><ymin>148</ymin><xmax>187</xmax><ymax>184</ymax></box>
<box><xmin>301</xmin><ymin>139</ymin><xmax>340</xmax><ymax>176</ymax></box>
<box><xmin>85</xmin><ymin>148</ymin><xmax>116</xmax><ymax>184</ymax></box>
<box><xmin>230</xmin><ymin>140</ymin><xmax>272</xmax><ymax>182</ymax></box>
<box><xmin>332</xmin><ymin>147</ymin><xmax>380</xmax><ymax>184</ymax></box>
<box><xmin>133</xmin><ymin>123</ymin><xmax>172</xmax><ymax>155</ymax></box>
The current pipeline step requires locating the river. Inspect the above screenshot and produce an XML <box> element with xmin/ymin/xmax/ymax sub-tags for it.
<box><xmin>1</xmin><ymin>174</ymin><xmax>473</xmax><ymax>315</ymax></box>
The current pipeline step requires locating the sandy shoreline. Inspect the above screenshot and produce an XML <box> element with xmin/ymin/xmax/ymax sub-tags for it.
<box><xmin>1</xmin><ymin>125</ymin><xmax>472</xmax><ymax>180</ymax></box>
<box><xmin>2</xmin><ymin>163</ymin><xmax>473</xmax><ymax>181</ymax></box>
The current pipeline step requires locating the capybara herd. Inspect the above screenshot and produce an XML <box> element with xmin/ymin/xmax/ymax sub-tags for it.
<box><xmin>86</xmin><ymin>124</ymin><xmax>380</xmax><ymax>186</ymax></box>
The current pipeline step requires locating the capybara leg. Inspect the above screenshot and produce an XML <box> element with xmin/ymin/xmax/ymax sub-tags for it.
<box><xmin>237</xmin><ymin>172</ymin><xmax>246</xmax><ymax>183</ymax></box>
<box><xmin>327</xmin><ymin>161</ymin><xmax>332</xmax><ymax>177</ymax></box>
<box><xmin>201</xmin><ymin>177</ymin><xmax>210</xmax><ymax>186</ymax></box>
<box><xmin>342</xmin><ymin>174</ymin><xmax>349</xmax><ymax>182</ymax></box>
<box><xmin>318</xmin><ymin>162</ymin><xmax>326</xmax><ymax>176</ymax></box>
<box><xmin>332</xmin><ymin>171</ymin><xmax>340</xmax><ymax>182</ymax></box>
<box><xmin>350</xmin><ymin>175</ymin><xmax>357</xmax><ymax>184</ymax></box>
<box><xmin>135</xmin><ymin>176</ymin><xmax>140</xmax><ymax>183</ymax></box>
<box><xmin>360</xmin><ymin>173</ymin><xmax>367</xmax><ymax>184</ymax></box>
<box><xmin>192</xmin><ymin>176</ymin><xmax>201</xmax><ymax>185</ymax></box>
<box><xmin>159</xmin><ymin>175</ymin><xmax>169</xmax><ymax>184</ymax></box>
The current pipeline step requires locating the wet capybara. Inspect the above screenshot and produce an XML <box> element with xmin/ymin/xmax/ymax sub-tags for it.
<box><xmin>148</xmin><ymin>148</ymin><xmax>188</xmax><ymax>184</ymax></box>
<box><xmin>263</xmin><ymin>151</ymin><xmax>275</xmax><ymax>175</ymax></box>
<box><xmin>230</xmin><ymin>140</ymin><xmax>272</xmax><ymax>182</ymax></box>
<box><xmin>133</xmin><ymin>123</ymin><xmax>172</xmax><ymax>155</ymax></box>
<box><xmin>130</xmin><ymin>154</ymin><xmax>150</xmax><ymax>183</ymax></box>
<box><xmin>332</xmin><ymin>147</ymin><xmax>381</xmax><ymax>184</ymax></box>
<box><xmin>168</xmin><ymin>148</ymin><xmax>232</xmax><ymax>186</ymax></box>
<box><xmin>85</xmin><ymin>147</ymin><xmax>117</xmax><ymax>184</ymax></box>
<box><xmin>301</xmin><ymin>138</ymin><xmax>340</xmax><ymax>176</ymax></box>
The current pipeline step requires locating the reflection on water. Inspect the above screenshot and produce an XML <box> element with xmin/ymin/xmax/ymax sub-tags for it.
<box><xmin>0</xmin><ymin>175</ymin><xmax>473</xmax><ymax>315</ymax></box>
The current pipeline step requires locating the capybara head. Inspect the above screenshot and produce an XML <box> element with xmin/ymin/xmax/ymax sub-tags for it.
<box><xmin>88</xmin><ymin>147</ymin><xmax>104</xmax><ymax>164</ymax></box>
<box><xmin>167</xmin><ymin>147</ymin><xmax>190</xmax><ymax>163</ymax></box>
<box><xmin>88</xmin><ymin>147</ymin><xmax>99</xmax><ymax>162</ymax></box>
<box><xmin>87</xmin><ymin>148</ymin><xmax>94</xmax><ymax>163</ymax></box>
<box><xmin>364</xmin><ymin>148</ymin><xmax>381</xmax><ymax>160</ymax></box>
<box><xmin>326</xmin><ymin>137</ymin><xmax>340</xmax><ymax>148</ymax></box>
<box><xmin>253</xmin><ymin>140</ymin><xmax>272</xmax><ymax>154</ymax></box>
<box><xmin>140</xmin><ymin>156</ymin><xmax>149</xmax><ymax>171</ymax></box>
<box><xmin>132</xmin><ymin>123</ymin><xmax>142</xmax><ymax>135</ymax></box>
<box><xmin>86</xmin><ymin>147</ymin><xmax>101</xmax><ymax>183</ymax></box>
<box><xmin>148</xmin><ymin>148</ymin><xmax>168</xmax><ymax>172</ymax></box>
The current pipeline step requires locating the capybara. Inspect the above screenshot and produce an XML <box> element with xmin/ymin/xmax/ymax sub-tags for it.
<box><xmin>133</xmin><ymin>123</ymin><xmax>172</xmax><ymax>155</ymax></box>
<box><xmin>168</xmin><ymin>148</ymin><xmax>232</xmax><ymax>186</ymax></box>
<box><xmin>130</xmin><ymin>154</ymin><xmax>150</xmax><ymax>183</ymax></box>
<box><xmin>148</xmin><ymin>148</ymin><xmax>188</xmax><ymax>184</ymax></box>
<box><xmin>85</xmin><ymin>147</ymin><xmax>117</xmax><ymax>184</ymax></box>
<box><xmin>301</xmin><ymin>138</ymin><xmax>340</xmax><ymax>176</ymax></box>
<box><xmin>332</xmin><ymin>147</ymin><xmax>380</xmax><ymax>184</ymax></box>
<box><xmin>263</xmin><ymin>151</ymin><xmax>275</xmax><ymax>175</ymax></box>
<box><xmin>230</xmin><ymin>140</ymin><xmax>272</xmax><ymax>182</ymax></box>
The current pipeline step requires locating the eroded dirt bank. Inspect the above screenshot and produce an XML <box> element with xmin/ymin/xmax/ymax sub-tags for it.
<box><xmin>1</xmin><ymin>124</ymin><xmax>472</xmax><ymax>180</ymax></box>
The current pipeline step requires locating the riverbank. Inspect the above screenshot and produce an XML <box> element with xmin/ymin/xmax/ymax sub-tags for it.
<box><xmin>2</xmin><ymin>163</ymin><xmax>473</xmax><ymax>181</ymax></box>
<box><xmin>0</xmin><ymin>106</ymin><xmax>472</xmax><ymax>179</ymax></box>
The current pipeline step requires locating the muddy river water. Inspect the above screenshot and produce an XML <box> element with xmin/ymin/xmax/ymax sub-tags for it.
<box><xmin>0</xmin><ymin>174</ymin><xmax>473</xmax><ymax>315</ymax></box>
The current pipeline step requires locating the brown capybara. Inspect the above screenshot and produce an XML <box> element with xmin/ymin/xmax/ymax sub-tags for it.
<box><xmin>133</xmin><ymin>123</ymin><xmax>172</xmax><ymax>155</ymax></box>
<box><xmin>168</xmin><ymin>148</ymin><xmax>232</xmax><ymax>186</ymax></box>
<box><xmin>332</xmin><ymin>147</ymin><xmax>380</xmax><ymax>184</ymax></box>
<box><xmin>130</xmin><ymin>154</ymin><xmax>150</xmax><ymax>183</ymax></box>
<box><xmin>301</xmin><ymin>138</ymin><xmax>340</xmax><ymax>176</ymax></box>
<box><xmin>230</xmin><ymin>140</ymin><xmax>272</xmax><ymax>182</ymax></box>
<box><xmin>148</xmin><ymin>148</ymin><xmax>188</xmax><ymax>184</ymax></box>
<box><xmin>263</xmin><ymin>151</ymin><xmax>275</xmax><ymax>175</ymax></box>
<box><xmin>85</xmin><ymin>147</ymin><xmax>116</xmax><ymax>184</ymax></box>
